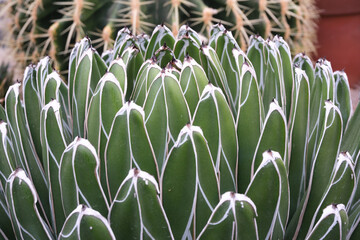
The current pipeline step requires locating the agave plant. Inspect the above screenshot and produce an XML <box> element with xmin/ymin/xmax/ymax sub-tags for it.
<box><xmin>0</xmin><ymin>0</ymin><xmax>317</xmax><ymax>74</ymax></box>
<box><xmin>0</xmin><ymin>24</ymin><xmax>359</xmax><ymax>240</ymax></box>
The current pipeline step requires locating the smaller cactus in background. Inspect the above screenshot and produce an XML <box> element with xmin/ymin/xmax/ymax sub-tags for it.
<box><xmin>0</xmin><ymin>63</ymin><xmax>13</xmax><ymax>105</ymax></box>
<box><xmin>0</xmin><ymin>24</ymin><xmax>359</xmax><ymax>239</ymax></box>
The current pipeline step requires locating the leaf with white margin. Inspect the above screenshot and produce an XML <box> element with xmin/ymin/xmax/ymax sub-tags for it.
<box><xmin>59</xmin><ymin>138</ymin><xmax>109</xmax><ymax>217</ymax></box>
<box><xmin>235</xmin><ymin>56</ymin><xmax>263</xmax><ymax>193</ymax></box>
<box><xmin>72</xmin><ymin>48</ymin><xmax>107</xmax><ymax>137</ymax></box>
<box><xmin>348</xmin><ymin>199</ymin><xmax>360</xmax><ymax>239</ymax></box>
<box><xmin>246</xmin><ymin>150</ymin><xmax>289</xmax><ymax>240</ymax></box>
<box><xmin>287</xmin><ymin>101</ymin><xmax>343</xmax><ymax>239</ymax></box>
<box><xmin>305</xmin><ymin>152</ymin><xmax>355</xmax><ymax>237</ymax></box>
<box><xmin>40</xmin><ymin>100</ymin><xmax>67</xmax><ymax>234</ymax></box>
<box><xmin>161</xmin><ymin>124</ymin><xmax>220</xmax><ymax>239</ymax></box>
<box><xmin>105</xmin><ymin>102</ymin><xmax>158</xmax><ymax>201</ymax></box>
<box><xmin>145</xmin><ymin>24</ymin><xmax>175</xmax><ymax>60</ymax></box>
<box><xmin>131</xmin><ymin>59</ymin><xmax>161</xmax><ymax>106</ymax></box>
<box><xmin>179</xmin><ymin>56</ymin><xmax>208</xmax><ymax>115</ymax></box>
<box><xmin>197</xmin><ymin>192</ymin><xmax>258</xmax><ymax>239</ymax></box>
<box><xmin>5</xmin><ymin>82</ymin><xmax>50</xmax><ymax>221</ymax></box>
<box><xmin>288</xmin><ymin>67</ymin><xmax>310</xmax><ymax>219</ymax></box>
<box><xmin>306</xmin><ymin>204</ymin><xmax>348</xmax><ymax>240</ymax></box>
<box><xmin>107</xmin><ymin>58</ymin><xmax>128</xmax><ymax>95</ymax></box>
<box><xmin>86</xmin><ymin>73</ymin><xmax>124</xmax><ymax>193</ymax></box>
<box><xmin>251</xmin><ymin>99</ymin><xmax>288</xmax><ymax>176</ymax></box>
<box><xmin>143</xmin><ymin>71</ymin><xmax>190</xmax><ymax>170</ymax></box>
<box><xmin>5</xmin><ymin>169</ymin><xmax>54</xmax><ymax>239</ymax></box>
<box><xmin>192</xmin><ymin>84</ymin><xmax>238</xmax><ymax>193</ymax></box>
<box><xmin>334</xmin><ymin>71</ymin><xmax>352</xmax><ymax>130</ymax></box>
<box><xmin>109</xmin><ymin>168</ymin><xmax>173</xmax><ymax>239</ymax></box>
<box><xmin>0</xmin><ymin>121</ymin><xmax>16</xmax><ymax>188</ymax></box>
<box><xmin>293</xmin><ymin>53</ymin><xmax>315</xmax><ymax>91</ymax></box>
<box><xmin>58</xmin><ymin>204</ymin><xmax>115</xmax><ymax>240</ymax></box>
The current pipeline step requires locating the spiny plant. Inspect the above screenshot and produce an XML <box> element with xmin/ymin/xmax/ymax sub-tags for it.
<box><xmin>0</xmin><ymin>63</ymin><xmax>13</xmax><ymax>105</ymax></box>
<box><xmin>0</xmin><ymin>0</ymin><xmax>317</xmax><ymax>75</ymax></box>
<box><xmin>0</xmin><ymin>24</ymin><xmax>359</xmax><ymax>239</ymax></box>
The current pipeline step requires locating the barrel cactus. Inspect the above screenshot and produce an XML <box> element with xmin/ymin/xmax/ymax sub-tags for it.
<box><xmin>0</xmin><ymin>0</ymin><xmax>317</xmax><ymax>75</ymax></box>
<box><xmin>0</xmin><ymin>24</ymin><xmax>359</xmax><ymax>239</ymax></box>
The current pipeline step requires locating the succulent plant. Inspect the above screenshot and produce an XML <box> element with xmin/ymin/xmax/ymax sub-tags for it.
<box><xmin>0</xmin><ymin>24</ymin><xmax>359</xmax><ymax>240</ymax></box>
<box><xmin>0</xmin><ymin>0</ymin><xmax>317</xmax><ymax>75</ymax></box>
<box><xmin>0</xmin><ymin>63</ymin><xmax>13</xmax><ymax>105</ymax></box>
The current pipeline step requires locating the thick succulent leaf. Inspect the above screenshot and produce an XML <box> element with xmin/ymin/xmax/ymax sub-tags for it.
<box><xmin>162</xmin><ymin>125</ymin><xmax>220</xmax><ymax>239</ymax></box>
<box><xmin>5</xmin><ymin>169</ymin><xmax>54</xmax><ymax>239</ymax></box>
<box><xmin>131</xmin><ymin>59</ymin><xmax>162</xmax><ymax>106</ymax></box>
<box><xmin>105</xmin><ymin>102</ymin><xmax>158</xmax><ymax>200</ymax></box>
<box><xmin>287</xmin><ymin>101</ymin><xmax>343</xmax><ymax>239</ymax></box>
<box><xmin>44</xmin><ymin>72</ymin><xmax>72</xmax><ymax>143</ymax></box>
<box><xmin>348</xmin><ymin>200</ymin><xmax>360</xmax><ymax>239</ymax></box>
<box><xmin>334</xmin><ymin>71</ymin><xmax>352</xmax><ymax>130</ymax></box>
<box><xmin>164</xmin><ymin>59</ymin><xmax>182</xmax><ymax>79</ymax></box>
<box><xmin>0</xmin><ymin>186</ymin><xmax>15</xmax><ymax>239</ymax></box>
<box><xmin>179</xmin><ymin>56</ymin><xmax>209</xmax><ymax>116</ymax></box>
<box><xmin>209</xmin><ymin>29</ymin><xmax>241</xmax><ymax>114</ymax></box>
<box><xmin>143</xmin><ymin>71</ymin><xmax>190</xmax><ymax>169</ymax></box>
<box><xmin>59</xmin><ymin>138</ymin><xmax>109</xmax><ymax>217</ymax></box>
<box><xmin>173</xmin><ymin>34</ymin><xmax>201</xmax><ymax>63</ymax></box>
<box><xmin>288</xmin><ymin>67</ymin><xmax>310</xmax><ymax>218</ymax></box>
<box><xmin>101</xmin><ymin>50</ymin><xmax>113</xmax><ymax>65</ymax></box>
<box><xmin>177</xmin><ymin>24</ymin><xmax>202</xmax><ymax>46</ymax></box>
<box><xmin>273</xmin><ymin>36</ymin><xmax>294</xmax><ymax>119</ymax></box>
<box><xmin>199</xmin><ymin>45</ymin><xmax>231</xmax><ymax>109</ymax></box>
<box><xmin>193</xmin><ymin>84</ymin><xmax>238</xmax><ymax>193</ymax></box>
<box><xmin>121</xmin><ymin>46</ymin><xmax>144</xmax><ymax>100</ymax></box>
<box><xmin>304</xmin><ymin>152</ymin><xmax>355</xmax><ymax>237</ymax></box>
<box><xmin>197</xmin><ymin>192</ymin><xmax>258</xmax><ymax>240</ymax></box>
<box><xmin>5</xmin><ymin>82</ymin><xmax>50</xmax><ymax>220</ymax></box>
<box><xmin>109</xmin><ymin>169</ymin><xmax>173</xmax><ymax>239</ymax></box>
<box><xmin>341</xmin><ymin>102</ymin><xmax>360</xmax><ymax>159</ymax></box>
<box><xmin>72</xmin><ymin>48</ymin><xmax>107</xmax><ymax>137</ymax></box>
<box><xmin>235</xmin><ymin>55</ymin><xmax>263</xmax><ymax>192</ymax></box>
<box><xmin>251</xmin><ymin>100</ymin><xmax>287</xmax><ymax>176</ymax></box>
<box><xmin>246</xmin><ymin>150</ymin><xmax>289</xmax><ymax>240</ymax></box>
<box><xmin>136</xmin><ymin>33</ymin><xmax>149</xmax><ymax>56</ymax></box>
<box><xmin>293</xmin><ymin>53</ymin><xmax>315</xmax><ymax>91</ymax></box>
<box><xmin>107</xmin><ymin>58</ymin><xmax>127</xmax><ymax>96</ymax></box>
<box><xmin>247</xmin><ymin>36</ymin><xmax>286</xmax><ymax>115</ymax></box>
<box><xmin>68</xmin><ymin>37</ymin><xmax>91</xmax><ymax>114</ymax></box>
<box><xmin>58</xmin><ymin>205</ymin><xmax>115</xmax><ymax>240</ymax></box>
<box><xmin>86</xmin><ymin>73</ymin><xmax>124</xmax><ymax>192</ymax></box>
<box><xmin>145</xmin><ymin>24</ymin><xmax>175</xmax><ymax>60</ymax></box>
<box><xmin>154</xmin><ymin>43</ymin><xmax>176</xmax><ymax>68</ymax></box>
<box><xmin>0</xmin><ymin>122</ymin><xmax>16</xmax><ymax>188</ymax></box>
<box><xmin>306</xmin><ymin>204</ymin><xmax>348</xmax><ymax>240</ymax></box>
<box><xmin>40</xmin><ymin>100</ymin><xmax>68</xmax><ymax>234</ymax></box>
<box><xmin>111</xmin><ymin>27</ymin><xmax>132</xmax><ymax>61</ymax></box>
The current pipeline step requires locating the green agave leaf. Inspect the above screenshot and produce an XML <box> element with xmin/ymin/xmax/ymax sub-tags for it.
<box><xmin>164</xmin><ymin>59</ymin><xmax>182</xmax><ymax>80</ymax></box>
<box><xmin>348</xmin><ymin>200</ymin><xmax>360</xmax><ymax>239</ymax></box>
<box><xmin>143</xmin><ymin>71</ymin><xmax>190</xmax><ymax>170</ymax></box>
<box><xmin>209</xmin><ymin>23</ymin><xmax>226</xmax><ymax>38</ymax></box>
<box><xmin>59</xmin><ymin>138</ymin><xmax>109</xmax><ymax>217</ymax></box>
<box><xmin>197</xmin><ymin>192</ymin><xmax>258</xmax><ymax>239</ymax></box>
<box><xmin>72</xmin><ymin>48</ymin><xmax>107</xmax><ymax>137</ymax></box>
<box><xmin>162</xmin><ymin>125</ymin><xmax>220</xmax><ymax>239</ymax></box>
<box><xmin>107</xmin><ymin>58</ymin><xmax>127</xmax><ymax>96</ymax></box>
<box><xmin>287</xmin><ymin>101</ymin><xmax>343</xmax><ymax>239</ymax></box>
<box><xmin>121</xmin><ymin>45</ymin><xmax>144</xmax><ymax>100</ymax></box>
<box><xmin>58</xmin><ymin>205</ymin><xmax>115</xmax><ymax>240</ymax></box>
<box><xmin>145</xmin><ymin>24</ymin><xmax>175</xmax><ymax>60</ymax></box>
<box><xmin>193</xmin><ymin>84</ymin><xmax>238</xmax><ymax>193</ymax></box>
<box><xmin>247</xmin><ymin>36</ymin><xmax>286</xmax><ymax>115</ymax></box>
<box><xmin>111</xmin><ymin>27</ymin><xmax>132</xmax><ymax>61</ymax></box>
<box><xmin>334</xmin><ymin>71</ymin><xmax>352</xmax><ymax>130</ymax></box>
<box><xmin>293</xmin><ymin>53</ymin><xmax>315</xmax><ymax>91</ymax></box>
<box><xmin>68</xmin><ymin>37</ymin><xmax>91</xmax><ymax>115</ymax></box>
<box><xmin>179</xmin><ymin>56</ymin><xmax>208</xmax><ymax>115</ymax></box>
<box><xmin>5</xmin><ymin>82</ymin><xmax>50</xmax><ymax>221</ymax></box>
<box><xmin>40</xmin><ymin>100</ymin><xmax>67</xmax><ymax>234</ymax></box>
<box><xmin>235</xmin><ymin>54</ymin><xmax>263</xmax><ymax>193</ymax></box>
<box><xmin>136</xmin><ymin>33</ymin><xmax>149</xmax><ymax>56</ymax></box>
<box><xmin>101</xmin><ymin>49</ymin><xmax>113</xmax><ymax>65</ymax></box>
<box><xmin>304</xmin><ymin>152</ymin><xmax>355</xmax><ymax>237</ymax></box>
<box><xmin>306</xmin><ymin>204</ymin><xmax>348</xmax><ymax>240</ymax></box>
<box><xmin>0</xmin><ymin>121</ymin><xmax>16</xmax><ymax>188</ymax></box>
<box><xmin>251</xmin><ymin>100</ymin><xmax>287</xmax><ymax>176</ymax></box>
<box><xmin>44</xmin><ymin>72</ymin><xmax>72</xmax><ymax>143</ymax></box>
<box><xmin>109</xmin><ymin>169</ymin><xmax>173</xmax><ymax>239</ymax></box>
<box><xmin>341</xmin><ymin>102</ymin><xmax>360</xmax><ymax>159</ymax></box>
<box><xmin>154</xmin><ymin>43</ymin><xmax>176</xmax><ymax>68</ymax></box>
<box><xmin>0</xmin><ymin>185</ymin><xmax>15</xmax><ymax>239</ymax></box>
<box><xmin>209</xmin><ymin>29</ymin><xmax>241</xmax><ymax>114</ymax></box>
<box><xmin>177</xmin><ymin>24</ymin><xmax>202</xmax><ymax>46</ymax></box>
<box><xmin>273</xmin><ymin>36</ymin><xmax>294</xmax><ymax>120</ymax></box>
<box><xmin>199</xmin><ymin>45</ymin><xmax>231</xmax><ymax>110</ymax></box>
<box><xmin>246</xmin><ymin>150</ymin><xmax>289</xmax><ymax>240</ymax></box>
<box><xmin>288</xmin><ymin>67</ymin><xmax>310</xmax><ymax>219</ymax></box>
<box><xmin>131</xmin><ymin>59</ymin><xmax>161</xmax><ymax>106</ymax></box>
<box><xmin>5</xmin><ymin>169</ymin><xmax>54</xmax><ymax>239</ymax></box>
<box><xmin>105</xmin><ymin>102</ymin><xmax>158</xmax><ymax>201</ymax></box>
<box><xmin>173</xmin><ymin>33</ymin><xmax>201</xmax><ymax>63</ymax></box>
